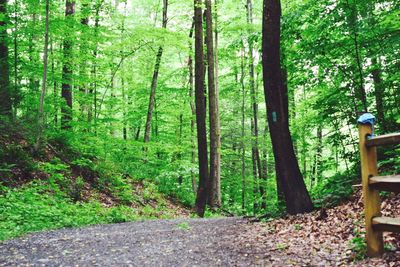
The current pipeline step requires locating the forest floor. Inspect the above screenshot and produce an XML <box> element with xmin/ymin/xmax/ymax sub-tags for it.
<box><xmin>1</xmin><ymin>191</ymin><xmax>400</xmax><ymax>266</ymax></box>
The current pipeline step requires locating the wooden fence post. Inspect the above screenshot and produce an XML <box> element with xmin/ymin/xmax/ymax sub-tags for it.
<box><xmin>358</xmin><ymin>121</ymin><xmax>383</xmax><ymax>257</ymax></box>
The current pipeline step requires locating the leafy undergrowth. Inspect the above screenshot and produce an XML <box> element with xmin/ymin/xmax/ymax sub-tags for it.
<box><xmin>0</xmin><ymin>122</ymin><xmax>190</xmax><ymax>242</ymax></box>
<box><xmin>0</xmin><ymin>180</ymin><xmax>189</xmax><ymax>241</ymax></box>
<box><xmin>237</xmin><ymin>189</ymin><xmax>400</xmax><ymax>266</ymax></box>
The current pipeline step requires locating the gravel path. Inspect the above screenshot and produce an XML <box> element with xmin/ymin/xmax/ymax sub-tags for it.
<box><xmin>0</xmin><ymin>218</ymin><xmax>250</xmax><ymax>267</ymax></box>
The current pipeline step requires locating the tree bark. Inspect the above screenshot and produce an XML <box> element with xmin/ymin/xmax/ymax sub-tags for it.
<box><xmin>262</xmin><ymin>0</ymin><xmax>313</xmax><ymax>214</ymax></box>
<box><xmin>0</xmin><ymin>0</ymin><xmax>12</xmax><ymax>117</ymax></box>
<box><xmin>144</xmin><ymin>0</ymin><xmax>168</xmax><ymax>143</ymax></box>
<box><xmin>61</xmin><ymin>0</ymin><xmax>75</xmax><ymax>129</ymax></box>
<box><xmin>205</xmin><ymin>0</ymin><xmax>221</xmax><ymax>208</ymax></box>
<box><xmin>188</xmin><ymin>21</ymin><xmax>198</xmax><ymax>194</ymax></box>
<box><xmin>194</xmin><ymin>0</ymin><xmax>209</xmax><ymax>217</ymax></box>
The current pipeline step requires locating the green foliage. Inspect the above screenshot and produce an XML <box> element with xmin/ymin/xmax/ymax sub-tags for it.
<box><xmin>349</xmin><ymin>229</ymin><xmax>367</xmax><ymax>261</ymax></box>
<box><xmin>312</xmin><ymin>169</ymin><xmax>359</xmax><ymax>208</ymax></box>
<box><xmin>176</xmin><ymin>222</ymin><xmax>191</xmax><ymax>231</ymax></box>
<box><xmin>0</xmin><ymin>182</ymin><xmax>138</xmax><ymax>241</ymax></box>
<box><xmin>1</xmin><ymin>0</ymin><xmax>399</xmax><ymax>231</ymax></box>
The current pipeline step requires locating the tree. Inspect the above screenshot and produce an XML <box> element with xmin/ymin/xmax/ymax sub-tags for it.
<box><xmin>205</xmin><ymin>0</ymin><xmax>221</xmax><ymax>208</ymax></box>
<box><xmin>61</xmin><ymin>0</ymin><xmax>75</xmax><ymax>129</ymax></box>
<box><xmin>144</xmin><ymin>0</ymin><xmax>168</xmax><ymax>143</ymax></box>
<box><xmin>262</xmin><ymin>0</ymin><xmax>313</xmax><ymax>214</ymax></box>
<box><xmin>0</xmin><ymin>0</ymin><xmax>12</xmax><ymax>117</ymax></box>
<box><xmin>194</xmin><ymin>0</ymin><xmax>209</xmax><ymax>217</ymax></box>
<box><xmin>35</xmin><ymin>0</ymin><xmax>50</xmax><ymax>150</ymax></box>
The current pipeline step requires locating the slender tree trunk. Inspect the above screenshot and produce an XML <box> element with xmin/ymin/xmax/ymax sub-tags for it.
<box><xmin>346</xmin><ymin>0</ymin><xmax>367</xmax><ymax>112</ymax></box>
<box><xmin>246</xmin><ymin>0</ymin><xmax>264</xmax><ymax>212</ymax></box>
<box><xmin>121</xmin><ymin>2</ymin><xmax>127</xmax><ymax>140</ymax></box>
<box><xmin>371</xmin><ymin>57</ymin><xmax>385</xmax><ymax>131</ymax></box>
<box><xmin>311</xmin><ymin>126</ymin><xmax>322</xmax><ymax>188</ymax></box>
<box><xmin>90</xmin><ymin>3</ymin><xmax>101</xmax><ymax>132</ymax></box>
<box><xmin>240</xmin><ymin>47</ymin><xmax>246</xmax><ymax>212</ymax></box>
<box><xmin>51</xmin><ymin>41</ymin><xmax>57</xmax><ymax>125</ymax></box>
<box><xmin>79</xmin><ymin>3</ymin><xmax>89</xmax><ymax>118</ymax></box>
<box><xmin>35</xmin><ymin>0</ymin><xmax>50</xmax><ymax>150</ymax></box>
<box><xmin>144</xmin><ymin>0</ymin><xmax>168</xmax><ymax>143</ymax></box>
<box><xmin>61</xmin><ymin>0</ymin><xmax>75</xmax><ymax>129</ymax></box>
<box><xmin>28</xmin><ymin>12</ymin><xmax>39</xmax><ymax>93</ymax></box>
<box><xmin>0</xmin><ymin>0</ymin><xmax>12</xmax><ymax>117</ymax></box>
<box><xmin>205</xmin><ymin>0</ymin><xmax>221</xmax><ymax>208</ymax></box>
<box><xmin>194</xmin><ymin>0</ymin><xmax>209</xmax><ymax>217</ymax></box>
<box><xmin>12</xmin><ymin>0</ymin><xmax>18</xmax><ymax>119</ymax></box>
<box><xmin>262</xmin><ymin>0</ymin><xmax>313</xmax><ymax>214</ymax></box>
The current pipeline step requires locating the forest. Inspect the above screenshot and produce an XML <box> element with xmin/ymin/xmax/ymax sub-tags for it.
<box><xmin>0</xmin><ymin>0</ymin><xmax>399</xmax><ymax>264</ymax></box>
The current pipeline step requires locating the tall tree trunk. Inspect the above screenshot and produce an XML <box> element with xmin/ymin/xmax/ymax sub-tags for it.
<box><xmin>28</xmin><ymin>11</ymin><xmax>39</xmax><ymax>93</ymax></box>
<box><xmin>262</xmin><ymin>0</ymin><xmax>313</xmax><ymax>214</ymax></box>
<box><xmin>0</xmin><ymin>0</ymin><xmax>12</xmax><ymax>117</ymax></box>
<box><xmin>194</xmin><ymin>0</ymin><xmax>209</xmax><ymax>217</ymax></box>
<box><xmin>205</xmin><ymin>0</ymin><xmax>221</xmax><ymax>208</ymax></box>
<box><xmin>35</xmin><ymin>0</ymin><xmax>50</xmax><ymax>150</ymax></box>
<box><xmin>144</xmin><ymin>0</ymin><xmax>168</xmax><ymax>143</ymax></box>
<box><xmin>121</xmin><ymin>2</ymin><xmax>127</xmax><ymax>140</ymax></box>
<box><xmin>79</xmin><ymin>3</ymin><xmax>89</xmax><ymax>118</ymax></box>
<box><xmin>247</xmin><ymin>0</ymin><xmax>264</xmax><ymax>212</ymax></box>
<box><xmin>90</xmin><ymin>3</ymin><xmax>102</xmax><ymax>132</ymax></box>
<box><xmin>51</xmin><ymin>41</ymin><xmax>57</xmax><ymax>125</ymax></box>
<box><xmin>61</xmin><ymin>0</ymin><xmax>75</xmax><ymax>129</ymax></box>
<box><xmin>240</xmin><ymin>47</ymin><xmax>246</xmax><ymax>212</ymax></box>
<box><xmin>346</xmin><ymin>0</ymin><xmax>367</xmax><ymax>112</ymax></box>
<box><xmin>12</xmin><ymin>0</ymin><xmax>18</xmax><ymax>119</ymax></box>
<box><xmin>188</xmin><ymin>21</ymin><xmax>197</xmax><ymax>193</ymax></box>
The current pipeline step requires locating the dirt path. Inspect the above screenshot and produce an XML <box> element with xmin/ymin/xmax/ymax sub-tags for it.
<box><xmin>0</xmin><ymin>217</ymin><xmax>397</xmax><ymax>266</ymax></box>
<box><xmin>0</xmin><ymin>218</ymin><xmax>247</xmax><ymax>266</ymax></box>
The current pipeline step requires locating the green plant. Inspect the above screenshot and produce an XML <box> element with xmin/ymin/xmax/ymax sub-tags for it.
<box><xmin>176</xmin><ymin>222</ymin><xmax>191</xmax><ymax>230</ymax></box>
<box><xmin>349</xmin><ymin>228</ymin><xmax>367</xmax><ymax>261</ymax></box>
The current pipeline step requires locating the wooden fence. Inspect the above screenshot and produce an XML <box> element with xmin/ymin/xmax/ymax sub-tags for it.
<box><xmin>358</xmin><ymin>114</ymin><xmax>400</xmax><ymax>257</ymax></box>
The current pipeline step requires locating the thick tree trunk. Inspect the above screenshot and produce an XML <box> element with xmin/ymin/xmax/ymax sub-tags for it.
<box><xmin>0</xmin><ymin>0</ymin><xmax>12</xmax><ymax>117</ymax></box>
<box><xmin>262</xmin><ymin>0</ymin><xmax>313</xmax><ymax>215</ymax></box>
<box><xmin>194</xmin><ymin>0</ymin><xmax>209</xmax><ymax>217</ymax></box>
<box><xmin>188</xmin><ymin>21</ymin><xmax>198</xmax><ymax>194</ymax></box>
<box><xmin>61</xmin><ymin>0</ymin><xmax>75</xmax><ymax>129</ymax></box>
<box><xmin>205</xmin><ymin>0</ymin><xmax>221</xmax><ymax>208</ymax></box>
<box><xmin>144</xmin><ymin>0</ymin><xmax>168</xmax><ymax>143</ymax></box>
<box><xmin>35</xmin><ymin>0</ymin><xmax>50</xmax><ymax>150</ymax></box>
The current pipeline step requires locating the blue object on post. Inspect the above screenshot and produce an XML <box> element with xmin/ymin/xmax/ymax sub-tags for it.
<box><xmin>357</xmin><ymin>113</ymin><xmax>376</xmax><ymax>137</ymax></box>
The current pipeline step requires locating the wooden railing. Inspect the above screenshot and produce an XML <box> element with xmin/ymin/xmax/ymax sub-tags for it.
<box><xmin>358</xmin><ymin>115</ymin><xmax>400</xmax><ymax>257</ymax></box>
